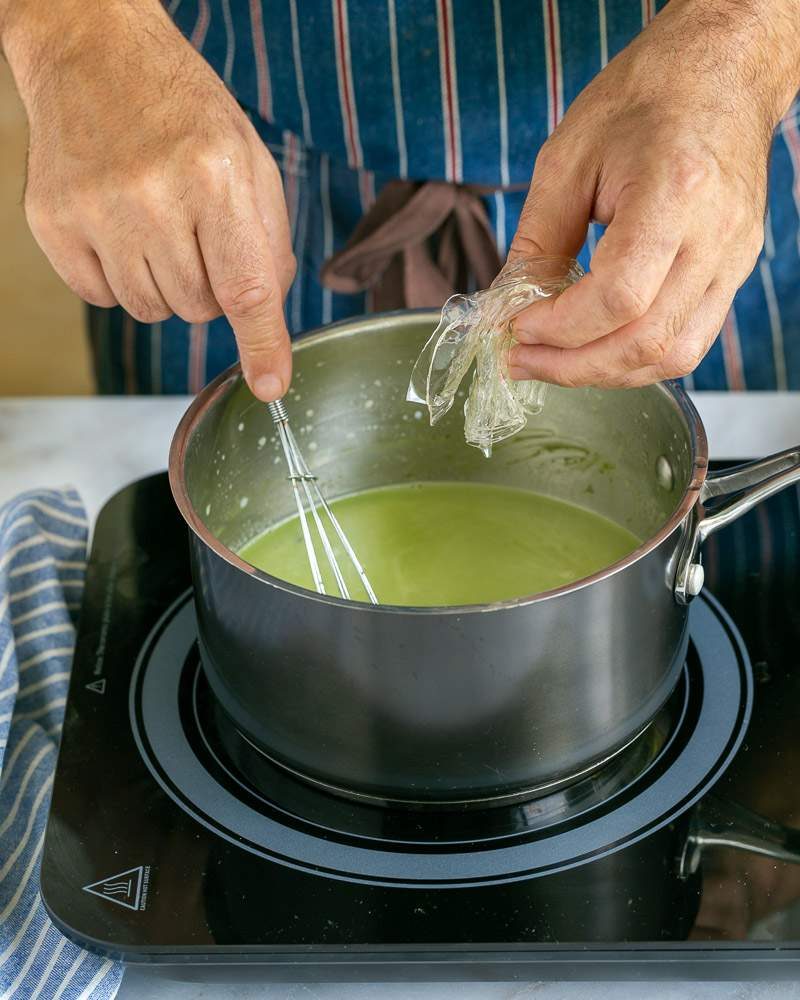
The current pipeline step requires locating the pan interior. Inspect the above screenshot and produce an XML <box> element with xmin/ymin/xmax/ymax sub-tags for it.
<box><xmin>182</xmin><ymin>313</ymin><xmax>696</xmax><ymax>580</ymax></box>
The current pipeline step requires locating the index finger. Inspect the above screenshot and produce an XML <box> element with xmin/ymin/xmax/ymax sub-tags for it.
<box><xmin>198</xmin><ymin>206</ymin><xmax>291</xmax><ymax>401</ymax></box>
<box><xmin>513</xmin><ymin>182</ymin><xmax>687</xmax><ymax>350</ymax></box>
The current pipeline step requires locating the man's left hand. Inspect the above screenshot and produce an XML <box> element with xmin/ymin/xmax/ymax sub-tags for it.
<box><xmin>507</xmin><ymin>0</ymin><xmax>800</xmax><ymax>389</ymax></box>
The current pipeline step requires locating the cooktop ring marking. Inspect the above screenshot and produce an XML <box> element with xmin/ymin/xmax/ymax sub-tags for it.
<box><xmin>130</xmin><ymin>591</ymin><xmax>752</xmax><ymax>887</ymax></box>
<box><xmin>189</xmin><ymin>652</ymin><xmax>692</xmax><ymax>847</ymax></box>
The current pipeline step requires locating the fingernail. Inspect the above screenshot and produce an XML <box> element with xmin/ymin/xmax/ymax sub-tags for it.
<box><xmin>253</xmin><ymin>373</ymin><xmax>284</xmax><ymax>401</ymax></box>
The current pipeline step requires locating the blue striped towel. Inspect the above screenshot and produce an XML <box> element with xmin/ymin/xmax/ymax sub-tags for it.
<box><xmin>0</xmin><ymin>490</ymin><xmax>122</xmax><ymax>999</ymax></box>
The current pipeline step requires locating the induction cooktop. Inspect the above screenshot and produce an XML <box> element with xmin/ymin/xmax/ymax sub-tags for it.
<box><xmin>40</xmin><ymin>472</ymin><xmax>800</xmax><ymax>981</ymax></box>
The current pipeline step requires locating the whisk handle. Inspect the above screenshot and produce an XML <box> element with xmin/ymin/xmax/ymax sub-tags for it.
<box><xmin>267</xmin><ymin>399</ymin><xmax>289</xmax><ymax>424</ymax></box>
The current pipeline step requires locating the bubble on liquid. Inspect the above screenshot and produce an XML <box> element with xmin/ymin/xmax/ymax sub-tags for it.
<box><xmin>316</xmin><ymin>361</ymin><xmax>325</xmax><ymax>367</ymax></box>
<box><xmin>237</xmin><ymin>422</ymin><xmax>245</xmax><ymax>432</ymax></box>
<box><xmin>257</xmin><ymin>436</ymin><xmax>267</xmax><ymax>448</ymax></box>
<box><xmin>373</xmin><ymin>379</ymin><xmax>382</xmax><ymax>387</ymax></box>
<box><xmin>414</xmin><ymin>410</ymin><xmax>423</xmax><ymax>420</ymax></box>
<box><xmin>273</xmin><ymin>456</ymin><xmax>281</xmax><ymax>464</ymax></box>
<box><xmin>365</xmin><ymin>399</ymin><xmax>374</xmax><ymax>410</ymax></box>
<box><xmin>205</xmin><ymin>504</ymin><xmax>211</xmax><ymax>516</ymax></box>
<box><xmin>294</xmin><ymin>393</ymin><xmax>301</xmax><ymax>401</ymax></box>
<box><xmin>308</xmin><ymin>441</ymin><xmax>318</xmax><ymax>451</ymax></box>
<box><xmin>655</xmin><ymin>455</ymin><xmax>674</xmax><ymax>491</ymax></box>
<box><xmin>239</xmin><ymin>496</ymin><xmax>249</xmax><ymax>509</ymax></box>
<box><xmin>305</xmin><ymin>408</ymin><xmax>314</xmax><ymax>417</ymax></box>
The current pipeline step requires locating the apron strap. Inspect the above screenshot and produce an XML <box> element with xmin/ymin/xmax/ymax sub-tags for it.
<box><xmin>320</xmin><ymin>180</ymin><xmax>524</xmax><ymax>310</ymax></box>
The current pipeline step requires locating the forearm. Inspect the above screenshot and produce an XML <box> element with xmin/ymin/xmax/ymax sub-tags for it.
<box><xmin>757</xmin><ymin>0</ymin><xmax>800</xmax><ymax>113</ymax></box>
<box><xmin>660</xmin><ymin>0</ymin><xmax>800</xmax><ymax>124</ymax></box>
<box><xmin>0</xmin><ymin>0</ymin><xmax>172</xmax><ymax>106</ymax></box>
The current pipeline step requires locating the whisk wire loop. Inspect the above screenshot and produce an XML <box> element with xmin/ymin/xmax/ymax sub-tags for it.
<box><xmin>267</xmin><ymin>400</ymin><xmax>378</xmax><ymax>604</ymax></box>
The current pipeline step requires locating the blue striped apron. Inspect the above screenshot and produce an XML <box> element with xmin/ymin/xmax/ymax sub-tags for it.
<box><xmin>88</xmin><ymin>0</ymin><xmax>800</xmax><ymax>394</ymax></box>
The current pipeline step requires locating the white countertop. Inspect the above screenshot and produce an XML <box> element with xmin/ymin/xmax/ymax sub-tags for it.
<box><xmin>2</xmin><ymin>392</ymin><xmax>800</xmax><ymax>1000</ymax></box>
<box><xmin>2</xmin><ymin>392</ymin><xmax>800</xmax><ymax>519</ymax></box>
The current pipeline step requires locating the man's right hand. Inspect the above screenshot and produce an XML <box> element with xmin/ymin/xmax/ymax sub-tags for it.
<box><xmin>1</xmin><ymin>0</ymin><xmax>295</xmax><ymax>400</ymax></box>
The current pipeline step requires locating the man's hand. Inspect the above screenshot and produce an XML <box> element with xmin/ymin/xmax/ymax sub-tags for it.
<box><xmin>507</xmin><ymin>0</ymin><xmax>800</xmax><ymax>389</ymax></box>
<box><xmin>1</xmin><ymin>0</ymin><xmax>294</xmax><ymax>400</ymax></box>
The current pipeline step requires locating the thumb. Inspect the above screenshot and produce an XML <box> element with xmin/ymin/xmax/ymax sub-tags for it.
<box><xmin>507</xmin><ymin>141</ymin><xmax>592</xmax><ymax>263</ymax></box>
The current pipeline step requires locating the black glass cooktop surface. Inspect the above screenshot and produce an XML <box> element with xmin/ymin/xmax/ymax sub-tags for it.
<box><xmin>40</xmin><ymin>472</ymin><xmax>800</xmax><ymax>980</ymax></box>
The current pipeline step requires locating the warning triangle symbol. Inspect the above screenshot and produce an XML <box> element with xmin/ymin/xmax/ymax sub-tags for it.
<box><xmin>83</xmin><ymin>866</ymin><xmax>143</xmax><ymax>910</ymax></box>
<box><xmin>85</xmin><ymin>678</ymin><xmax>106</xmax><ymax>695</ymax></box>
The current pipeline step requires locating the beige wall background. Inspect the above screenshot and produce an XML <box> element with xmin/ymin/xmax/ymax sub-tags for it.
<box><xmin>0</xmin><ymin>60</ymin><xmax>93</xmax><ymax>395</ymax></box>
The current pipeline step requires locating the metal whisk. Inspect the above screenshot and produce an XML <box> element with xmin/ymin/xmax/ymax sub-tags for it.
<box><xmin>267</xmin><ymin>399</ymin><xmax>379</xmax><ymax>604</ymax></box>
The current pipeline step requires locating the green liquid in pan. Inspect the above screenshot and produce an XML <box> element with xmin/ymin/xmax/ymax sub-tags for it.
<box><xmin>238</xmin><ymin>482</ymin><xmax>641</xmax><ymax>607</ymax></box>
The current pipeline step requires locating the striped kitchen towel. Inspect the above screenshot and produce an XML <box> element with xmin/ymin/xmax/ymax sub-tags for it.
<box><xmin>0</xmin><ymin>490</ymin><xmax>122</xmax><ymax>999</ymax></box>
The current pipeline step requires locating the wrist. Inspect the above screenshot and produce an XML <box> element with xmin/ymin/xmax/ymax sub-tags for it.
<box><xmin>1</xmin><ymin>0</ymin><xmax>169</xmax><ymax>108</ymax></box>
<box><xmin>675</xmin><ymin>0</ymin><xmax>800</xmax><ymax>124</ymax></box>
<box><xmin>741</xmin><ymin>0</ymin><xmax>800</xmax><ymax>122</ymax></box>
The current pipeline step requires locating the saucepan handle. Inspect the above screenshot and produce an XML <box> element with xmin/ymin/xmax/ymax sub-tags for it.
<box><xmin>674</xmin><ymin>446</ymin><xmax>800</xmax><ymax>604</ymax></box>
<box><xmin>678</xmin><ymin>796</ymin><xmax>800</xmax><ymax>879</ymax></box>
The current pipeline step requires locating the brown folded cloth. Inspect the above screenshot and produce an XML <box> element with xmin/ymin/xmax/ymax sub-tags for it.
<box><xmin>320</xmin><ymin>179</ymin><xmax>524</xmax><ymax>311</ymax></box>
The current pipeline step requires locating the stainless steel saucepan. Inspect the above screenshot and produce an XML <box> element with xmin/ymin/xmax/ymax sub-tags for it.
<box><xmin>169</xmin><ymin>310</ymin><xmax>800</xmax><ymax>805</ymax></box>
